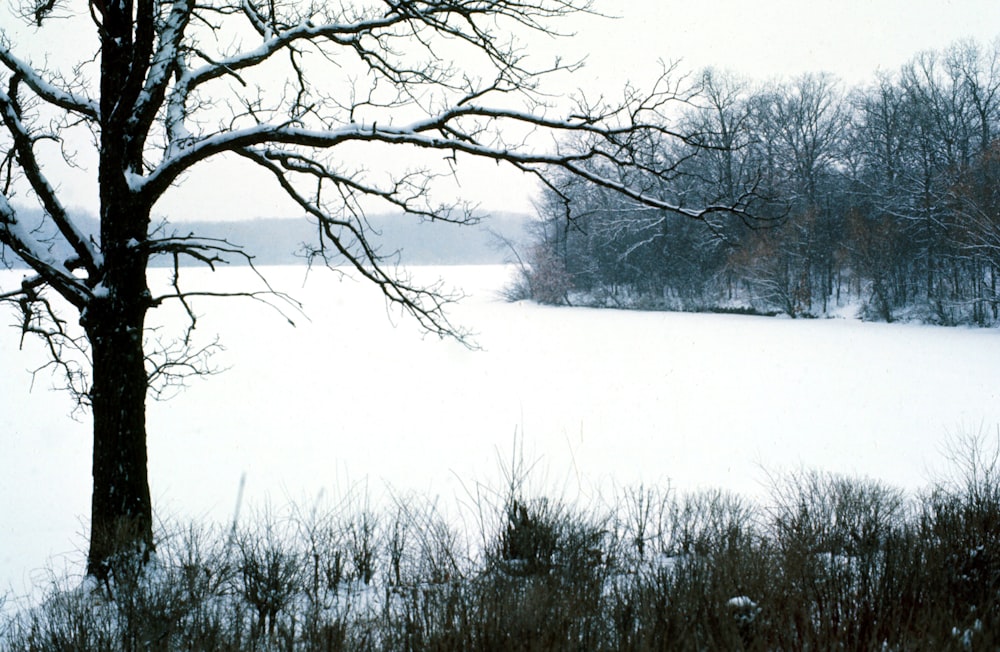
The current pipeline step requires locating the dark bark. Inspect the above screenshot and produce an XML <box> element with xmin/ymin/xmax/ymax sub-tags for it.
<box><xmin>82</xmin><ymin>0</ymin><xmax>156</xmax><ymax>576</ymax></box>
<box><xmin>86</xmin><ymin>154</ymin><xmax>152</xmax><ymax>578</ymax></box>
<box><xmin>83</xmin><ymin>276</ymin><xmax>153</xmax><ymax>578</ymax></box>
<box><xmin>84</xmin><ymin>169</ymin><xmax>153</xmax><ymax>578</ymax></box>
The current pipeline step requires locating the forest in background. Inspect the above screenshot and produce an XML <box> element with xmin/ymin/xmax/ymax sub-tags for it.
<box><xmin>514</xmin><ymin>38</ymin><xmax>1000</xmax><ymax>326</ymax></box>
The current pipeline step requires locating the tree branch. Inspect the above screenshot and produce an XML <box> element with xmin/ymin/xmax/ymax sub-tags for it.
<box><xmin>0</xmin><ymin>81</ymin><xmax>101</xmax><ymax>279</ymax></box>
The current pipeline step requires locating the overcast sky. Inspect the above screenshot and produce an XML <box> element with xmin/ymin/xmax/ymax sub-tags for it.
<box><xmin>11</xmin><ymin>0</ymin><xmax>1000</xmax><ymax>219</ymax></box>
<box><xmin>584</xmin><ymin>0</ymin><xmax>1000</xmax><ymax>87</ymax></box>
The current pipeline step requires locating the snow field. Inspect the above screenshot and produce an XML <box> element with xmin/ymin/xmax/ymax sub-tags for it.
<box><xmin>3</xmin><ymin>264</ymin><xmax>1000</xmax><ymax>599</ymax></box>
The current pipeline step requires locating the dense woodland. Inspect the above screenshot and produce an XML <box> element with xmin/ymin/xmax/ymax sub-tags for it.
<box><xmin>516</xmin><ymin>38</ymin><xmax>1000</xmax><ymax>325</ymax></box>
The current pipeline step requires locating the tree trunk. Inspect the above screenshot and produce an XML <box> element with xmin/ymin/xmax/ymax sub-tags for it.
<box><xmin>84</xmin><ymin>0</ymin><xmax>157</xmax><ymax>576</ymax></box>
<box><xmin>83</xmin><ymin>255</ymin><xmax>153</xmax><ymax>578</ymax></box>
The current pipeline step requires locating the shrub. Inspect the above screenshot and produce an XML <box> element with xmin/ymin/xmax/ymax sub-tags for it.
<box><xmin>4</xmin><ymin>435</ymin><xmax>1000</xmax><ymax>650</ymax></box>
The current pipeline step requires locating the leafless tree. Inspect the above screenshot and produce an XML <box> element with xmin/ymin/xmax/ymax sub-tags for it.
<box><xmin>0</xmin><ymin>0</ymin><xmax>751</xmax><ymax>576</ymax></box>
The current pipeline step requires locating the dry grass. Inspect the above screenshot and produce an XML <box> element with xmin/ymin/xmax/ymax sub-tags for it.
<box><xmin>3</xmin><ymin>433</ymin><xmax>999</xmax><ymax>651</ymax></box>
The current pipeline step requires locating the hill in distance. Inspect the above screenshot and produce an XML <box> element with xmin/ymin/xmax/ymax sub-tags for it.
<box><xmin>2</xmin><ymin>210</ymin><xmax>532</xmax><ymax>269</ymax></box>
<box><xmin>164</xmin><ymin>211</ymin><xmax>530</xmax><ymax>266</ymax></box>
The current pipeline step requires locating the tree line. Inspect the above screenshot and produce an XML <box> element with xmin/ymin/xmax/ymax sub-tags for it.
<box><xmin>517</xmin><ymin>38</ymin><xmax>1000</xmax><ymax>325</ymax></box>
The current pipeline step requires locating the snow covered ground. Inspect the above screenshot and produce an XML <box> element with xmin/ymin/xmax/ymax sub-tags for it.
<box><xmin>3</xmin><ymin>264</ymin><xmax>1000</xmax><ymax>599</ymax></box>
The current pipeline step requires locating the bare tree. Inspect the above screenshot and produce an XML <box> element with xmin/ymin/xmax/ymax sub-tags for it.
<box><xmin>0</xmin><ymin>0</ymin><xmax>750</xmax><ymax>576</ymax></box>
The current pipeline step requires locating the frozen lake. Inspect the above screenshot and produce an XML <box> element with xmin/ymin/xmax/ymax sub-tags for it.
<box><xmin>3</xmin><ymin>264</ymin><xmax>1000</xmax><ymax>597</ymax></box>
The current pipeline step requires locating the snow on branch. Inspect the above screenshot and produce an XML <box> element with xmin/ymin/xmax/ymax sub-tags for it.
<box><xmin>0</xmin><ymin>83</ymin><xmax>101</xmax><ymax>277</ymax></box>
<box><xmin>0</xmin><ymin>195</ymin><xmax>92</xmax><ymax>309</ymax></box>
<box><xmin>138</xmin><ymin>89</ymin><xmax>744</xmax><ymax>220</ymax></box>
<box><xmin>127</xmin><ymin>0</ymin><xmax>195</xmax><ymax>140</ymax></box>
<box><xmin>0</xmin><ymin>43</ymin><xmax>99</xmax><ymax>119</ymax></box>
